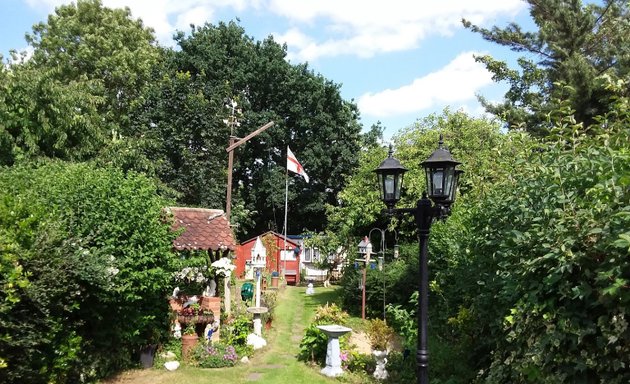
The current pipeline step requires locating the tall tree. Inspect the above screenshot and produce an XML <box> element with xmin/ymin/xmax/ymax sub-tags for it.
<box><xmin>152</xmin><ymin>21</ymin><xmax>363</xmax><ymax>239</ymax></box>
<box><xmin>0</xmin><ymin>60</ymin><xmax>104</xmax><ymax>165</ymax></box>
<box><xmin>25</xmin><ymin>0</ymin><xmax>159</xmax><ymax>138</ymax></box>
<box><xmin>464</xmin><ymin>0</ymin><xmax>630</xmax><ymax>135</ymax></box>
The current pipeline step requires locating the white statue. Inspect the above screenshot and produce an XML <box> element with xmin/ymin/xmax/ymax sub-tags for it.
<box><xmin>306</xmin><ymin>283</ymin><xmax>315</xmax><ymax>295</ymax></box>
<box><xmin>172</xmin><ymin>322</ymin><xmax>181</xmax><ymax>339</ymax></box>
<box><xmin>204</xmin><ymin>279</ymin><xmax>217</xmax><ymax>297</ymax></box>
<box><xmin>172</xmin><ymin>286</ymin><xmax>180</xmax><ymax>298</ymax></box>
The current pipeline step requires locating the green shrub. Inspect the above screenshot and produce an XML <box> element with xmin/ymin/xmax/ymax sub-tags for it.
<box><xmin>0</xmin><ymin>162</ymin><xmax>178</xmax><ymax>383</ymax></box>
<box><xmin>221</xmin><ymin>314</ymin><xmax>252</xmax><ymax>356</ymax></box>
<box><xmin>383</xmin><ymin>351</ymin><xmax>414</xmax><ymax>384</ymax></box>
<box><xmin>365</xmin><ymin>318</ymin><xmax>394</xmax><ymax>351</ymax></box>
<box><xmin>346</xmin><ymin>350</ymin><xmax>375</xmax><ymax>374</ymax></box>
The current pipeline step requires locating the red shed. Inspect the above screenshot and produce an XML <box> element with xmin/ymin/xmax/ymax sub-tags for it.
<box><xmin>234</xmin><ymin>231</ymin><xmax>301</xmax><ymax>285</ymax></box>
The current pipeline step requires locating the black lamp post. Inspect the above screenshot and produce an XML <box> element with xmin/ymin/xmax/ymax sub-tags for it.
<box><xmin>374</xmin><ymin>135</ymin><xmax>462</xmax><ymax>384</ymax></box>
<box><xmin>356</xmin><ymin>237</ymin><xmax>372</xmax><ymax>320</ymax></box>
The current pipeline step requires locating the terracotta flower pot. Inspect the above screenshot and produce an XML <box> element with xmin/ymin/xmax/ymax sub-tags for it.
<box><xmin>271</xmin><ymin>276</ymin><xmax>279</xmax><ymax>288</ymax></box>
<box><xmin>181</xmin><ymin>334</ymin><xmax>199</xmax><ymax>361</ymax></box>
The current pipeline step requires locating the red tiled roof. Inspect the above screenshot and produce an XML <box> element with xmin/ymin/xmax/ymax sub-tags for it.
<box><xmin>167</xmin><ymin>207</ymin><xmax>236</xmax><ymax>251</ymax></box>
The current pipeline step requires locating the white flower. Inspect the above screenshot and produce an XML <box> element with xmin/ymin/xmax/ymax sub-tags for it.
<box><xmin>173</xmin><ymin>266</ymin><xmax>209</xmax><ymax>283</ymax></box>
<box><xmin>211</xmin><ymin>257</ymin><xmax>236</xmax><ymax>277</ymax></box>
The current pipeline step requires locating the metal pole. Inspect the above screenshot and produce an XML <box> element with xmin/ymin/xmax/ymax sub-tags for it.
<box><xmin>282</xmin><ymin>168</ymin><xmax>289</xmax><ymax>278</ymax></box>
<box><xmin>362</xmin><ymin>265</ymin><xmax>367</xmax><ymax>320</ymax></box>
<box><xmin>225</xmin><ymin>136</ymin><xmax>236</xmax><ymax>221</ymax></box>
<box><xmin>417</xmin><ymin>230</ymin><xmax>429</xmax><ymax>384</ymax></box>
<box><xmin>382</xmin><ymin>230</ymin><xmax>386</xmax><ymax>321</ymax></box>
<box><xmin>415</xmin><ymin>194</ymin><xmax>433</xmax><ymax>384</ymax></box>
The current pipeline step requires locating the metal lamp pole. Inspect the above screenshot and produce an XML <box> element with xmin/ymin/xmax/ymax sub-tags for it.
<box><xmin>374</xmin><ymin>136</ymin><xmax>462</xmax><ymax>384</ymax></box>
<box><xmin>368</xmin><ymin>227</ymin><xmax>397</xmax><ymax>320</ymax></box>
<box><xmin>357</xmin><ymin>237</ymin><xmax>372</xmax><ymax>320</ymax></box>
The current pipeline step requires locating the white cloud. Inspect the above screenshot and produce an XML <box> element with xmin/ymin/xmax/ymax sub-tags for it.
<box><xmin>23</xmin><ymin>1</ymin><xmax>526</xmax><ymax>59</ymax></box>
<box><xmin>357</xmin><ymin>51</ymin><xmax>493</xmax><ymax>118</ymax></box>
<box><xmin>22</xmin><ymin>0</ymin><xmax>253</xmax><ymax>46</ymax></box>
<box><xmin>268</xmin><ymin>0</ymin><xmax>526</xmax><ymax>61</ymax></box>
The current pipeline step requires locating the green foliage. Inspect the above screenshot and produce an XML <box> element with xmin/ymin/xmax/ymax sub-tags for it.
<box><xmin>0</xmin><ymin>62</ymin><xmax>105</xmax><ymax>165</ymax></box>
<box><xmin>385</xmin><ymin>292</ymin><xmax>418</xmax><ymax>351</ymax></box>
<box><xmin>434</xmin><ymin>82</ymin><xmax>630</xmax><ymax>382</ymax></box>
<box><xmin>221</xmin><ymin>314</ymin><xmax>252</xmax><ymax>356</ymax></box>
<box><xmin>261</xmin><ymin>290</ymin><xmax>277</xmax><ymax>324</ymax></box>
<box><xmin>0</xmin><ymin>162</ymin><xmax>177</xmax><ymax>383</ymax></box>
<box><xmin>464</xmin><ymin>0</ymin><xmax>630</xmax><ymax>135</ymax></box>
<box><xmin>153</xmin><ymin>338</ymin><xmax>182</xmax><ymax>369</ymax></box>
<box><xmin>26</xmin><ymin>0</ymin><xmax>159</xmax><ymax>135</ymax></box>
<box><xmin>346</xmin><ymin>350</ymin><xmax>376</xmax><ymax>374</ymax></box>
<box><xmin>383</xmin><ymin>351</ymin><xmax>415</xmax><ymax>384</ymax></box>
<box><xmin>365</xmin><ymin>318</ymin><xmax>394</xmax><ymax>351</ymax></box>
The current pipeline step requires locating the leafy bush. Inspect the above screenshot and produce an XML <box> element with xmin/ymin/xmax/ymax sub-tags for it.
<box><xmin>433</xmin><ymin>89</ymin><xmax>630</xmax><ymax>383</ymax></box>
<box><xmin>383</xmin><ymin>351</ymin><xmax>415</xmax><ymax>384</ymax></box>
<box><xmin>220</xmin><ymin>314</ymin><xmax>252</xmax><ymax>356</ymax></box>
<box><xmin>365</xmin><ymin>318</ymin><xmax>394</xmax><ymax>351</ymax></box>
<box><xmin>0</xmin><ymin>162</ymin><xmax>178</xmax><ymax>383</ymax></box>
<box><xmin>261</xmin><ymin>290</ymin><xmax>277</xmax><ymax>325</ymax></box>
<box><xmin>153</xmin><ymin>338</ymin><xmax>182</xmax><ymax>369</ymax></box>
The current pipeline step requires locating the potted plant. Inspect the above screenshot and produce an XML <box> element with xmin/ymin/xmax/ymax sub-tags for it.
<box><xmin>270</xmin><ymin>271</ymin><xmax>279</xmax><ymax>288</ymax></box>
<box><xmin>181</xmin><ymin>322</ymin><xmax>199</xmax><ymax>361</ymax></box>
<box><xmin>366</xmin><ymin>318</ymin><xmax>394</xmax><ymax>380</ymax></box>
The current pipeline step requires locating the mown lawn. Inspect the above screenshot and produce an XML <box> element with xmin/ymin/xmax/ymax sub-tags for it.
<box><xmin>102</xmin><ymin>285</ymin><xmax>374</xmax><ymax>384</ymax></box>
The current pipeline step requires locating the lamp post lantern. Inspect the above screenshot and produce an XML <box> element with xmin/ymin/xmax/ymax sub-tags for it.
<box><xmin>374</xmin><ymin>135</ymin><xmax>462</xmax><ymax>384</ymax></box>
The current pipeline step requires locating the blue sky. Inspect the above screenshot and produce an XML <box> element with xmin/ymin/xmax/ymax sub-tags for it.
<box><xmin>1</xmin><ymin>0</ymin><xmax>533</xmax><ymax>139</ymax></box>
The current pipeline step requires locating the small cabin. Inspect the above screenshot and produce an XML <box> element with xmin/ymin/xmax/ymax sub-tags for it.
<box><xmin>234</xmin><ymin>231</ymin><xmax>301</xmax><ymax>285</ymax></box>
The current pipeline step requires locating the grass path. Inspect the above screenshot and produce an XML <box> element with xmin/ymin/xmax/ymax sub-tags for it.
<box><xmin>103</xmin><ymin>285</ymin><xmax>363</xmax><ymax>384</ymax></box>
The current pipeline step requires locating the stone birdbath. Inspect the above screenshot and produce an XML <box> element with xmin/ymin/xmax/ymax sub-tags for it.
<box><xmin>317</xmin><ymin>324</ymin><xmax>352</xmax><ymax>377</ymax></box>
<box><xmin>246</xmin><ymin>306</ymin><xmax>268</xmax><ymax>349</ymax></box>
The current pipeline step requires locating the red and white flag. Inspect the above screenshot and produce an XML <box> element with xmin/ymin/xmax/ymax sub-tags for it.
<box><xmin>287</xmin><ymin>146</ymin><xmax>309</xmax><ymax>183</ymax></box>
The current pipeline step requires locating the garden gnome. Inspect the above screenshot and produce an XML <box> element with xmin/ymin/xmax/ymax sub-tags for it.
<box><xmin>306</xmin><ymin>282</ymin><xmax>315</xmax><ymax>295</ymax></box>
<box><xmin>204</xmin><ymin>318</ymin><xmax>220</xmax><ymax>342</ymax></box>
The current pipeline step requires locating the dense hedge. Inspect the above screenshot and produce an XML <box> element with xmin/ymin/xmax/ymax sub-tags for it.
<box><xmin>0</xmin><ymin>162</ymin><xmax>178</xmax><ymax>383</ymax></box>
<box><xmin>337</xmin><ymin>88</ymin><xmax>629</xmax><ymax>382</ymax></box>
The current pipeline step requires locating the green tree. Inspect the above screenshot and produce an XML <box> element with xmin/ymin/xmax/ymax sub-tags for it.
<box><xmin>152</xmin><ymin>21</ymin><xmax>363</xmax><ymax>239</ymax></box>
<box><xmin>0</xmin><ymin>63</ymin><xmax>104</xmax><ymax>165</ymax></box>
<box><xmin>25</xmin><ymin>0</ymin><xmax>159</xmax><ymax>142</ymax></box>
<box><xmin>464</xmin><ymin>0</ymin><xmax>630</xmax><ymax>135</ymax></box>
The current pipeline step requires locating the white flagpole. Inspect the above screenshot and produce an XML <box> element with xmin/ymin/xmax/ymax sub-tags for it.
<box><xmin>283</xmin><ymin>149</ymin><xmax>289</xmax><ymax>278</ymax></box>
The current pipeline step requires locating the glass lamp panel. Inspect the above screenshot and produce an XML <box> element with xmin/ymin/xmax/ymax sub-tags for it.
<box><xmin>432</xmin><ymin>168</ymin><xmax>444</xmax><ymax>196</ymax></box>
<box><xmin>377</xmin><ymin>173</ymin><xmax>384</xmax><ymax>200</ymax></box>
<box><xmin>384</xmin><ymin>174</ymin><xmax>395</xmax><ymax>201</ymax></box>
<box><xmin>448</xmin><ymin>170</ymin><xmax>462</xmax><ymax>201</ymax></box>
<box><xmin>444</xmin><ymin>167</ymin><xmax>455</xmax><ymax>200</ymax></box>
<box><xmin>394</xmin><ymin>173</ymin><xmax>403</xmax><ymax>199</ymax></box>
